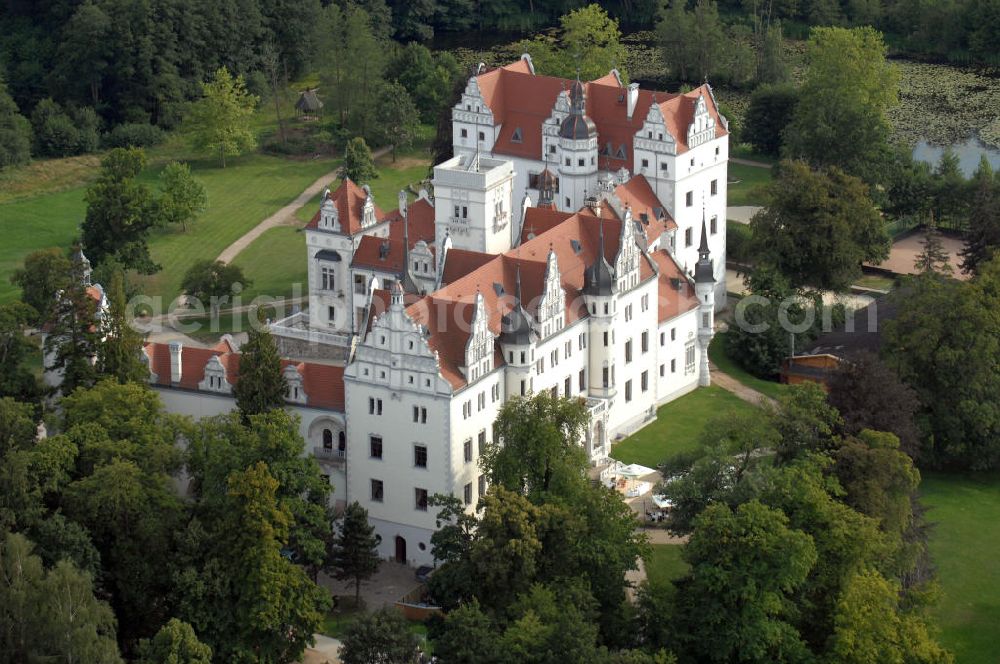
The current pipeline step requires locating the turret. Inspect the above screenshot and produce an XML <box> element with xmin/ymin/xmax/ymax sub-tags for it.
<box><xmin>556</xmin><ymin>79</ymin><xmax>599</xmax><ymax>211</ymax></box>
<box><xmin>582</xmin><ymin>219</ymin><xmax>616</xmax><ymax>398</ymax></box>
<box><xmin>500</xmin><ymin>267</ymin><xmax>537</xmax><ymax>398</ymax></box>
<box><xmin>72</xmin><ymin>245</ymin><xmax>92</xmax><ymax>286</ymax></box>
<box><xmin>694</xmin><ymin>217</ymin><xmax>716</xmax><ymax>387</ymax></box>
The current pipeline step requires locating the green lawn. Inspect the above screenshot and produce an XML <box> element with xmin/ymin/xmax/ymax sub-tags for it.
<box><xmin>0</xmin><ymin>188</ymin><xmax>88</xmax><ymax>303</ymax></box>
<box><xmin>727</xmin><ymin>162</ymin><xmax>772</xmax><ymax>207</ymax></box>
<box><xmin>921</xmin><ymin>472</ymin><xmax>1000</xmax><ymax>664</ymax></box>
<box><xmin>708</xmin><ymin>332</ymin><xmax>789</xmax><ymax>400</ymax></box>
<box><xmin>643</xmin><ymin>544</ymin><xmax>688</xmax><ymax>587</ymax></box>
<box><xmin>853</xmin><ymin>274</ymin><xmax>896</xmax><ymax>291</ymax></box>
<box><xmin>232</xmin><ymin>225</ymin><xmax>308</xmax><ymax>301</ymax></box>
<box><xmin>610</xmin><ymin>386</ymin><xmax>758</xmax><ymax>468</ymax></box>
<box><xmin>294</xmin><ymin>139</ymin><xmax>434</xmax><ymax>225</ymax></box>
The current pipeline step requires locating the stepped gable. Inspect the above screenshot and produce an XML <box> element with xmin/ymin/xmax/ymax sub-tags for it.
<box><xmin>403</xmin><ymin>207</ymin><xmax>666</xmax><ymax>390</ymax></box>
<box><xmin>305</xmin><ymin>178</ymin><xmax>386</xmax><ymax>236</ymax></box>
<box><xmin>474</xmin><ymin>61</ymin><xmax>727</xmax><ymax>166</ymax></box>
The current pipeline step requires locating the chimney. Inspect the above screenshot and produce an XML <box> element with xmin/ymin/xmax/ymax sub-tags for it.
<box><xmin>169</xmin><ymin>341</ymin><xmax>183</xmax><ymax>384</ymax></box>
<box><xmin>626</xmin><ymin>83</ymin><xmax>640</xmax><ymax>120</ymax></box>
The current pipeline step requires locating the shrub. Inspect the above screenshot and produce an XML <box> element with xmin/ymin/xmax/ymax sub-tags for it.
<box><xmin>30</xmin><ymin>98</ymin><xmax>101</xmax><ymax>157</ymax></box>
<box><xmin>727</xmin><ymin>223</ymin><xmax>753</xmax><ymax>263</ymax></box>
<box><xmin>103</xmin><ymin>122</ymin><xmax>166</xmax><ymax>148</ymax></box>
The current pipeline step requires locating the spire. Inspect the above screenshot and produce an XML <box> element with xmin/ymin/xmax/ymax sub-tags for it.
<box><xmin>514</xmin><ymin>264</ymin><xmax>523</xmax><ymax>304</ymax></box>
<box><xmin>698</xmin><ymin>210</ymin><xmax>710</xmax><ymax>257</ymax></box>
<box><xmin>401</xmin><ymin>190</ymin><xmax>410</xmax><ymax>279</ymax></box>
<box><xmin>695</xmin><ymin>212</ymin><xmax>714</xmax><ymax>284</ymax></box>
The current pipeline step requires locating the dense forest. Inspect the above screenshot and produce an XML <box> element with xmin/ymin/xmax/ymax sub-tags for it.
<box><xmin>1</xmin><ymin>0</ymin><xmax>997</xmax><ymax>143</ymax></box>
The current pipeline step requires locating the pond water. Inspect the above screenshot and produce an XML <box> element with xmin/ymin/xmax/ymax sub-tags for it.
<box><xmin>912</xmin><ymin>137</ymin><xmax>1000</xmax><ymax>176</ymax></box>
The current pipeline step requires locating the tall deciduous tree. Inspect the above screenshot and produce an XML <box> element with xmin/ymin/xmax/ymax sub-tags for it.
<box><xmin>180</xmin><ymin>259</ymin><xmax>250</xmax><ymax>318</ymax></box>
<box><xmin>233</xmin><ymin>326</ymin><xmax>286</xmax><ymax>420</ymax></box>
<box><xmin>882</xmin><ymin>261</ymin><xmax>1000</xmax><ymax>469</ymax></box>
<box><xmin>518</xmin><ymin>4</ymin><xmax>629</xmax><ymax>81</ymax></box>
<box><xmin>136</xmin><ymin>618</ymin><xmax>212</xmax><ymax>664</ymax></box>
<box><xmin>175</xmin><ymin>461</ymin><xmax>329</xmax><ymax>662</ymax></box>
<box><xmin>482</xmin><ymin>391</ymin><xmax>589</xmax><ymax>499</ymax></box>
<box><xmin>186</xmin><ymin>410</ymin><xmax>330</xmax><ymax>567</ymax></box>
<box><xmin>0</xmin><ymin>532</ymin><xmax>122</xmax><ymax>664</ymax></box>
<box><xmin>0</xmin><ymin>302</ymin><xmax>40</xmax><ymax>402</ymax></box>
<box><xmin>670</xmin><ymin>501</ymin><xmax>817</xmax><ymax>663</ymax></box>
<box><xmin>0</xmin><ymin>76</ymin><xmax>31</xmax><ymax>169</ymax></box>
<box><xmin>784</xmin><ymin>27</ymin><xmax>899</xmax><ymax>184</ymax></box>
<box><xmin>750</xmin><ymin>160</ymin><xmax>889</xmax><ymax>290</ymax></box>
<box><xmin>332</xmin><ymin>501</ymin><xmax>381</xmax><ymax>604</ymax></box>
<box><xmin>188</xmin><ymin>67</ymin><xmax>258</xmax><ymax>168</ymax></box>
<box><xmin>156</xmin><ymin>162</ymin><xmax>207</xmax><ymax>232</ymax></box>
<box><xmin>743</xmin><ymin>84</ymin><xmax>797</xmax><ymax>156</ymax></box>
<box><xmin>82</xmin><ymin>147</ymin><xmax>158</xmax><ymax>273</ymax></box>
<box><xmin>342</xmin><ymin>137</ymin><xmax>378</xmax><ymax>183</ymax></box>
<box><xmin>826</xmin><ymin>351</ymin><xmax>921</xmax><ymax>458</ymax></box>
<box><xmin>96</xmin><ymin>270</ymin><xmax>148</xmax><ymax>384</ymax></box>
<box><xmin>374</xmin><ymin>81</ymin><xmax>419</xmax><ymax>162</ymax></box>
<box><xmin>11</xmin><ymin>247</ymin><xmax>71</xmax><ymax>326</ymax></box>
<box><xmin>340</xmin><ymin>607</ymin><xmax>419</xmax><ymax>664</ymax></box>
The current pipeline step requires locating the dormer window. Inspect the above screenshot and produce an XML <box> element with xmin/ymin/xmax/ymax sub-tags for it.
<box><xmin>320</xmin><ymin>198</ymin><xmax>339</xmax><ymax>230</ymax></box>
<box><xmin>283</xmin><ymin>365</ymin><xmax>307</xmax><ymax>404</ymax></box>
<box><xmin>199</xmin><ymin>356</ymin><xmax>231</xmax><ymax>394</ymax></box>
<box><xmin>511</xmin><ymin>127</ymin><xmax>523</xmax><ymax>143</ymax></box>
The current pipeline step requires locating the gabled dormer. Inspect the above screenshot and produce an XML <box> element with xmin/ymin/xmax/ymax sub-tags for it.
<box><xmin>615</xmin><ymin>208</ymin><xmax>640</xmax><ymax>292</ymax></box>
<box><xmin>463</xmin><ymin>291</ymin><xmax>495</xmax><ymax>383</ymax></box>
<box><xmin>537</xmin><ymin>248</ymin><xmax>565</xmax><ymax>337</ymax></box>
<box><xmin>361</xmin><ymin>185</ymin><xmax>377</xmax><ymax>228</ymax></box>
<box><xmin>687</xmin><ymin>93</ymin><xmax>716</xmax><ymax>149</ymax></box>
<box><xmin>319</xmin><ymin>190</ymin><xmax>339</xmax><ymax>231</ymax></box>
<box><xmin>284</xmin><ymin>364</ymin><xmax>307</xmax><ymax>404</ymax></box>
<box><xmin>199</xmin><ymin>355</ymin><xmax>232</xmax><ymax>394</ymax></box>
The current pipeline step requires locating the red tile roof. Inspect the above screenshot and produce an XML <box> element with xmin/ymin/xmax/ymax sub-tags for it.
<box><xmin>440</xmin><ymin>248</ymin><xmax>496</xmax><ymax>285</ymax></box>
<box><xmin>474</xmin><ymin>61</ymin><xmax>727</xmax><ymax>167</ymax></box>
<box><xmin>304</xmin><ymin>178</ymin><xmax>386</xmax><ymax>236</ymax></box>
<box><xmin>353</xmin><ymin>197</ymin><xmax>438</xmax><ymax>274</ymax></box>
<box><xmin>143</xmin><ymin>342</ymin><xmax>345</xmax><ymax>412</ymax></box>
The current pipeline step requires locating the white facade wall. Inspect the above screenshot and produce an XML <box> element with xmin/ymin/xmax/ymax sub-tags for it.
<box><xmin>655</xmin><ymin>309</ymin><xmax>702</xmax><ymax>405</ymax></box>
<box><xmin>432</xmin><ymin>156</ymin><xmax>515</xmax><ymax>255</ymax></box>
<box><xmin>150</xmin><ymin>387</ymin><xmax>348</xmax><ymax>507</ymax></box>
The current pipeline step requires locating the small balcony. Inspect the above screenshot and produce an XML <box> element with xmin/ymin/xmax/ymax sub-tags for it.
<box><xmin>313</xmin><ymin>446</ymin><xmax>346</xmax><ymax>467</ymax></box>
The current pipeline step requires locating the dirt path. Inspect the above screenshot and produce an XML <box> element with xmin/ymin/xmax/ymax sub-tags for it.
<box><xmin>730</xmin><ymin>157</ymin><xmax>773</xmax><ymax>169</ymax></box>
<box><xmin>215</xmin><ymin>145</ymin><xmax>393</xmax><ymax>265</ymax></box>
<box><xmin>709</xmin><ymin>361</ymin><xmax>777</xmax><ymax>407</ymax></box>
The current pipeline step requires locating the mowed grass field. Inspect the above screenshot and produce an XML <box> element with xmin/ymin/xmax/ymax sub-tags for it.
<box><xmin>232</xmin><ymin>225</ymin><xmax>308</xmax><ymax>301</ymax></box>
<box><xmin>727</xmin><ymin>162</ymin><xmax>772</xmax><ymax>207</ymax></box>
<box><xmin>0</xmin><ymin>153</ymin><xmax>338</xmax><ymax>306</ymax></box>
<box><xmin>643</xmin><ymin>544</ymin><xmax>688</xmax><ymax>587</ymax></box>
<box><xmin>610</xmin><ymin>385</ymin><xmax>758</xmax><ymax>468</ymax></box>
<box><xmin>921</xmin><ymin>472</ymin><xmax>1000</xmax><ymax>664</ymax></box>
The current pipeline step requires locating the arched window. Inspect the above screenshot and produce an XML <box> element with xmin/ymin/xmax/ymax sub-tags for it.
<box><xmin>323</xmin><ymin>429</ymin><xmax>333</xmax><ymax>450</ymax></box>
<box><xmin>338</xmin><ymin>431</ymin><xmax>346</xmax><ymax>451</ymax></box>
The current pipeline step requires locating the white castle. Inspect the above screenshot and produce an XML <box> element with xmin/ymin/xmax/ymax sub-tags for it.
<box><xmin>141</xmin><ymin>57</ymin><xmax>728</xmax><ymax>565</ymax></box>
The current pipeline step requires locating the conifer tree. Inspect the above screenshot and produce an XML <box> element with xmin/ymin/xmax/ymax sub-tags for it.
<box><xmin>914</xmin><ymin>216</ymin><xmax>953</xmax><ymax>276</ymax></box>
<box><xmin>332</xmin><ymin>501</ymin><xmax>381</xmax><ymax>604</ymax></box>
<box><xmin>96</xmin><ymin>270</ymin><xmax>148</xmax><ymax>383</ymax></box>
<box><xmin>960</xmin><ymin>157</ymin><xmax>1000</xmax><ymax>276</ymax></box>
<box><xmin>342</xmin><ymin>137</ymin><xmax>378</xmax><ymax>183</ymax></box>
<box><xmin>44</xmin><ymin>253</ymin><xmax>99</xmax><ymax>395</ymax></box>
<box><xmin>233</xmin><ymin>325</ymin><xmax>286</xmax><ymax>421</ymax></box>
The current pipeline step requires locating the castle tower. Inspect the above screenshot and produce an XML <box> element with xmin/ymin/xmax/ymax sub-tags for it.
<box><xmin>499</xmin><ymin>266</ymin><xmax>538</xmax><ymax>398</ymax></box>
<box><xmin>694</xmin><ymin>217</ymin><xmax>716</xmax><ymax>387</ymax></box>
<box><xmin>582</xmin><ymin>219</ymin><xmax>616</xmax><ymax>398</ymax></box>
<box><xmin>556</xmin><ymin>79</ymin><xmax>598</xmax><ymax>212</ymax></box>
<box><xmin>432</xmin><ymin>154</ymin><xmax>515</xmax><ymax>254</ymax></box>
